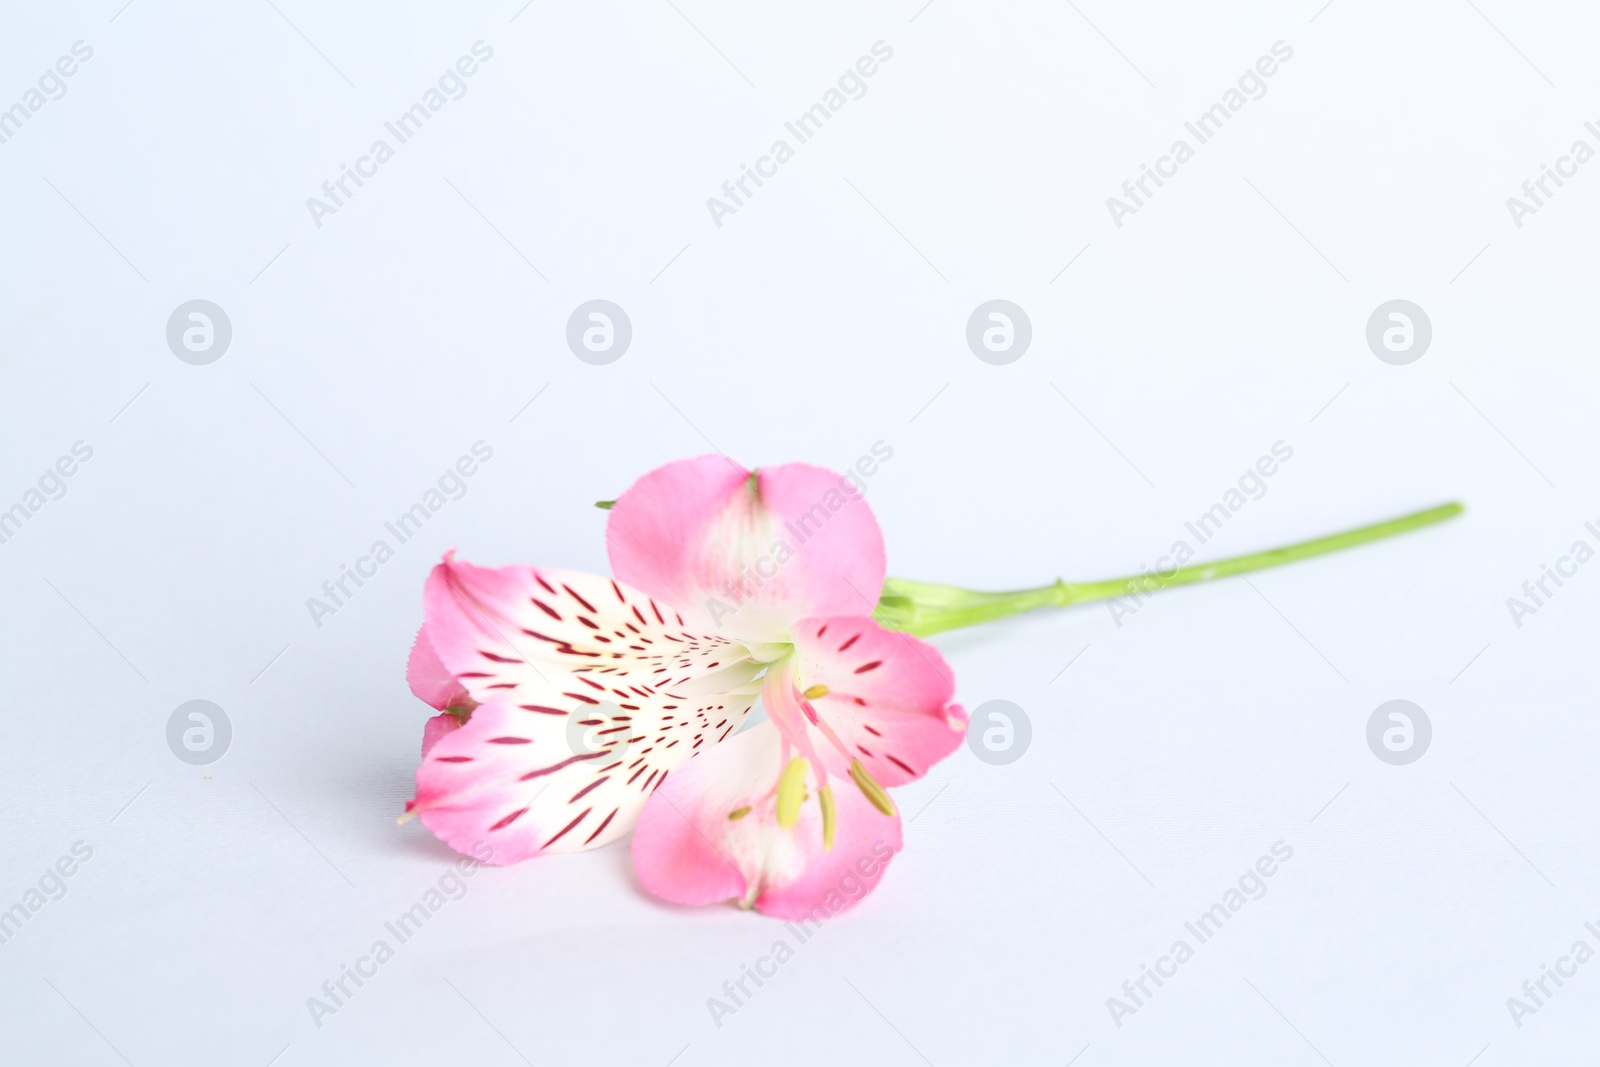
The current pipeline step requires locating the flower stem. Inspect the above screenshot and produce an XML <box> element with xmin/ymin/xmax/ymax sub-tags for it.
<box><xmin>874</xmin><ymin>502</ymin><xmax>1464</xmax><ymax>637</ymax></box>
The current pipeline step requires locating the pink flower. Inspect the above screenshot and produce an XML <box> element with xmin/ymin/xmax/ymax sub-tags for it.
<box><xmin>403</xmin><ymin>456</ymin><xmax>966</xmax><ymax>913</ymax></box>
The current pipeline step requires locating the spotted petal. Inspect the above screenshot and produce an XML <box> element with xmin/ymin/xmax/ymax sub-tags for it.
<box><xmin>406</xmin><ymin>556</ymin><xmax>759</xmax><ymax>860</ymax></box>
<box><xmin>630</xmin><ymin>722</ymin><xmax>902</xmax><ymax>920</ymax></box>
<box><xmin>778</xmin><ymin>615</ymin><xmax>966</xmax><ymax>788</ymax></box>
<box><xmin>606</xmin><ymin>456</ymin><xmax>888</xmax><ymax>642</ymax></box>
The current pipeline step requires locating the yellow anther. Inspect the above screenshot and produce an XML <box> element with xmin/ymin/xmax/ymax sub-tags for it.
<box><xmin>802</xmin><ymin>684</ymin><xmax>829</xmax><ymax>700</ymax></box>
<box><xmin>776</xmin><ymin>757</ymin><xmax>810</xmax><ymax>829</ymax></box>
<box><xmin>818</xmin><ymin>785</ymin><xmax>837</xmax><ymax>851</ymax></box>
<box><xmin>727</xmin><ymin>806</ymin><xmax>752</xmax><ymax>821</ymax></box>
<box><xmin>849</xmin><ymin>759</ymin><xmax>896</xmax><ymax>817</ymax></box>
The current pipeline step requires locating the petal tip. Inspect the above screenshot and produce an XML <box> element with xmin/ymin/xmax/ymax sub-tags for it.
<box><xmin>945</xmin><ymin>704</ymin><xmax>968</xmax><ymax>732</ymax></box>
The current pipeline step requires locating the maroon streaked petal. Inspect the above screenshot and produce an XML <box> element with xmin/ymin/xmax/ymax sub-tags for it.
<box><xmin>583</xmin><ymin>808</ymin><xmax>618</xmax><ymax>845</ymax></box>
<box><xmin>410</xmin><ymin>560</ymin><xmax>762</xmax><ymax>860</ymax></box>
<box><xmin>543</xmin><ymin>808</ymin><xmax>592</xmax><ymax>848</ymax></box>
<box><xmin>490</xmin><ymin>807</ymin><xmax>529</xmax><ymax>830</ymax></box>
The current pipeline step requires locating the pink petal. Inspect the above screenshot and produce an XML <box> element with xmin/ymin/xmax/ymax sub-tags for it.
<box><xmin>606</xmin><ymin>456</ymin><xmax>887</xmax><ymax>641</ymax></box>
<box><xmin>421</xmin><ymin>712</ymin><xmax>461</xmax><ymax>756</ymax></box>
<box><xmin>406</xmin><ymin>556</ymin><xmax>758</xmax><ymax>860</ymax></box>
<box><xmin>788</xmin><ymin>615</ymin><xmax>967</xmax><ymax>787</ymax></box>
<box><xmin>410</xmin><ymin>698</ymin><xmax>616</xmax><ymax>863</ymax></box>
<box><xmin>407</xmin><ymin>625</ymin><xmax>472</xmax><ymax>711</ymax></box>
<box><xmin>421</xmin><ymin>554</ymin><xmax>752</xmax><ymax>704</ymax></box>
<box><xmin>630</xmin><ymin>723</ymin><xmax>903</xmax><ymax>920</ymax></box>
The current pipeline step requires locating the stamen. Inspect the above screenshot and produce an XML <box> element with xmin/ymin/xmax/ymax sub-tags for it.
<box><xmin>776</xmin><ymin>757</ymin><xmax>810</xmax><ymax>829</ymax></box>
<box><xmin>728</xmin><ymin>806</ymin><xmax>752</xmax><ymax>821</ymax></box>
<box><xmin>818</xmin><ymin>785</ymin><xmax>836</xmax><ymax>851</ymax></box>
<box><xmin>849</xmin><ymin>759</ymin><xmax>896</xmax><ymax>817</ymax></box>
<box><xmin>802</xmin><ymin>684</ymin><xmax>829</xmax><ymax>700</ymax></box>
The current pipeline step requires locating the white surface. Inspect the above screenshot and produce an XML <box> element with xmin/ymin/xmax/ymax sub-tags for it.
<box><xmin>2</xmin><ymin>1</ymin><xmax>1597</xmax><ymax>1064</ymax></box>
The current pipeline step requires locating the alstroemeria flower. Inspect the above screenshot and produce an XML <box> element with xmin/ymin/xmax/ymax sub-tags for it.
<box><xmin>606</xmin><ymin>457</ymin><xmax>967</xmax><ymax>788</ymax></box>
<box><xmin>631</xmin><ymin>721</ymin><xmax>903</xmax><ymax>921</ymax></box>
<box><xmin>404</xmin><ymin>456</ymin><xmax>965</xmax><ymax>892</ymax></box>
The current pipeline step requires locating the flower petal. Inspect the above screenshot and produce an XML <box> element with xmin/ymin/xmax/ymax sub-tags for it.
<box><xmin>407</xmin><ymin>556</ymin><xmax>758</xmax><ymax>860</ymax></box>
<box><xmin>421</xmin><ymin>712</ymin><xmax>461</xmax><ymax>756</ymax></box>
<box><xmin>606</xmin><ymin>456</ymin><xmax>888</xmax><ymax>641</ymax></box>
<box><xmin>422</xmin><ymin>554</ymin><xmax>750</xmax><ymax>699</ymax></box>
<box><xmin>631</xmin><ymin>723</ymin><xmax>903</xmax><ymax>920</ymax></box>
<box><xmin>410</xmin><ymin>698</ymin><xmax>628</xmax><ymax>862</ymax></box>
<box><xmin>408</xmin><ymin>624</ymin><xmax>473</xmax><ymax>711</ymax></box>
<box><xmin>789</xmin><ymin>616</ymin><xmax>967</xmax><ymax>787</ymax></box>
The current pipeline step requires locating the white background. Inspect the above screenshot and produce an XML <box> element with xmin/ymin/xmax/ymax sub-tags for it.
<box><xmin>2</xmin><ymin>1</ymin><xmax>1597</xmax><ymax>1064</ymax></box>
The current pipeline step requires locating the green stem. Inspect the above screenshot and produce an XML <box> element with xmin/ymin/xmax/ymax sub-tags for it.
<box><xmin>874</xmin><ymin>502</ymin><xmax>1464</xmax><ymax>637</ymax></box>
